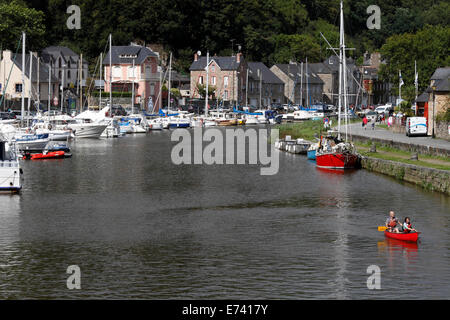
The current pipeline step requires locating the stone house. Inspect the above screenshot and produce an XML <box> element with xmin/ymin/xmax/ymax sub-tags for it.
<box><xmin>426</xmin><ymin>67</ymin><xmax>450</xmax><ymax>136</ymax></box>
<box><xmin>270</xmin><ymin>62</ymin><xmax>324</xmax><ymax>106</ymax></box>
<box><xmin>0</xmin><ymin>50</ymin><xmax>59</xmax><ymax>110</ymax></box>
<box><xmin>246</xmin><ymin>62</ymin><xmax>284</xmax><ymax>108</ymax></box>
<box><xmin>190</xmin><ymin>53</ymin><xmax>246</xmax><ymax>107</ymax></box>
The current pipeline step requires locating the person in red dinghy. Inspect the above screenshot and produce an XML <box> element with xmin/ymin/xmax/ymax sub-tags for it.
<box><xmin>402</xmin><ymin>217</ymin><xmax>417</xmax><ymax>233</ymax></box>
<box><xmin>385</xmin><ymin>211</ymin><xmax>401</xmax><ymax>233</ymax></box>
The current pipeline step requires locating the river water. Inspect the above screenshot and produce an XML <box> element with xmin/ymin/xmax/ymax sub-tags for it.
<box><xmin>1</xmin><ymin>128</ymin><xmax>449</xmax><ymax>299</ymax></box>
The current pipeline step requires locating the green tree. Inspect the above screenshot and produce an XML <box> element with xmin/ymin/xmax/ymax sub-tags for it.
<box><xmin>196</xmin><ymin>83</ymin><xmax>216</xmax><ymax>99</ymax></box>
<box><xmin>0</xmin><ymin>0</ymin><xmax>46</xmax><ymax>50</ymax></box>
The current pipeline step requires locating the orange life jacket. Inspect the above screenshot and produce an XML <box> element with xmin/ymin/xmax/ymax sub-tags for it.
<box><xmin>388</xmin><ymin>219</ymin><xmax>397</xmax><ymax>228</ymax></box>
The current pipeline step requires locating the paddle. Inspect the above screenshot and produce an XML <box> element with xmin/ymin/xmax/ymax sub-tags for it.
<box><xmin>378</xmin><ymin>226</ymin><xmax>388</xmax><ymax>231</ymax></box>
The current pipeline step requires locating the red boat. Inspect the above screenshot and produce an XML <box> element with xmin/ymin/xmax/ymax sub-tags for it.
<box><xmin>384</xmin><ymin>230</ymin><xmax>420</xmax><ymax>242</ymax></box>
<box><xmin>316</xmin><ymin>152</ymin><xmax>358</xmax><ymax>169</ymax></box>
<box><xmin>30</xmin><ymin>151</ymin><xmax>65</xmax><ymax>160</ymax></box>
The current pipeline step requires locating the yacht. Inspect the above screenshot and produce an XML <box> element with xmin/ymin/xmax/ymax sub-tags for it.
<box><xmin>0</xmin><ymin>135</ymin><xmax>22</xmax><ymax>193</ymax></box>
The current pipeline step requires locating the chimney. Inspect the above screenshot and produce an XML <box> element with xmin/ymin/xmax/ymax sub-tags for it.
<box><xmin>2</xmin><ymin>50</ymin><xmax>12</xmax><ymax>62</ymax></box>
<box><xmin>194</xmin><ymin>53</ymin><xmax>198</xmax><ymax>62</ymax></box>
<box><xmin>237</xmin><ymin>52</ymin><xmax>242</xmax><ymax>63</ymax></box>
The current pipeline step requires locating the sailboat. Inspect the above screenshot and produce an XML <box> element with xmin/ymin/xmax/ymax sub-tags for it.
<box><xmin>315</xmin><ymin>1</ymin><xmax>359</xmax><ymax>169</ymax></box>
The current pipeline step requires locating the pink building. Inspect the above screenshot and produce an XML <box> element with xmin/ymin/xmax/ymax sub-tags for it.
<box><xmin>103</xmin><ymin>45</ymin><xmax>161</xmax><ymax>111</ymax></box>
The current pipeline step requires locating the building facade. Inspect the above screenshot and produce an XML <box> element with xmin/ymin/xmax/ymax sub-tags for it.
<box><xmin>427</xmin><ymin>67</ymin><xmax>450</xmax><ymax>136</ymax></box>
<box><xmin>103</xmin><ymin>44</ymin><xmax>161</xmax><ymax>111</ymax></box>
<box><xmin>246</xmin><ymin>62</ymin><xmax>284</xmax><ymax>108</ymax></box>
<box><xmin>0</xmin><ymin>50</ymin><xmax>59</xmax><ymax>110</ymax></box>
<box><xmin>270</xmin><ymin>62</ymin><xmax>324</xmax><ymax>106</ymax></box>
<box><xmin>190</xmin><ymin>53</ymin><xmax>246</xmax><ymax>107</ymax></box>
<box><xmin>41</xmin><ymin>46</ymin><xmax>89</xmax><ymax>90</ymax></box>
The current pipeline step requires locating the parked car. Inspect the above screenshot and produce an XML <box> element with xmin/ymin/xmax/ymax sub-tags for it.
<box><xmin>0</xmin><ymin>112</ymin><xmax>16</xmax><ymax>120</ymax></box>
<box><xmin>375</xmin><ymin>104</ymin><xmax>393</xmax><ymax>114</ymax></box>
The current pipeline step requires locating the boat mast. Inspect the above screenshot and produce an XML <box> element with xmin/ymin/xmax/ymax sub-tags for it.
<box><xmin>340</xmin><ymin>1</ymin><xmax>349</xmax><ymax>140</ymax></box>
<box><xmin>259</xmin><ymin>69</ymin><xmax>262</xmax><ymax>109</ymax></box>
<box><xmin>37</xmin><ymin>56</ymin><xmax>40</xmax><ymax>109</ymax></box>
<box><xmin>168</xmin><ymin>52</ymin><xmax>172</xmax><ymax>114</ymax></box>
<box><xmin>99</xmin><ymin>53</ymin><xmax>102</xmax><ymax>109</ymax></box>
<box><xmin>306</xmin><ymin>57</ymin><xmax>309</xmax><ymax>108</ymax></box>
<box><xmin>337</xmin><ymin>1</ymin><xmax>343</xmax><ymax>140</ymax></box>
<box><xmin>300</xmin><ymin>62</ymin><xmax>303</xmax><ymax>107</ymax></box>
<box><xmin>27</xmin><ymin>50</ymin><xmax>33</xmax><ymax>128</ymax></box>
<box><xmin>245</xmin><ymin>68</ymin><xmax>249</xmax><ymax>110</ymax></box>
<box><xmin>21</xmin><ymin>32</ymin><xmax>25</xmax><ymax>128</ymax></box>
<box><xmin>204</xmin><ymin>51</ymin><xmax>209</xmax><ymax>116</ymax></box>
<box><xmin>80</xmin><ymin>53</ymin><xmax>83</xmax><ymax>111</ymax></box>
<box><xmin>48</xmin><ymin>59</ymin><xmax>51</xmax><ymax>122</ymax></box>
<box><xmin>109</xmin><ymin>34</ymin><xmax>112</xmax><ymax>117</ymax></box>
<box><xmin>131</xmin><ymin>58</ymin><xmax>135</xmax><ymax>114</ymax></box>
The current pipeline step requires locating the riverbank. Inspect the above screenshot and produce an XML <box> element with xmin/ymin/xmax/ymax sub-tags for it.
<box><xmin>276</xmin><ymin>121</ymin><xmax>450</xmax><ymax>195</ymax></box>
<box><xmin>361</xmin><ymin>156</ymin><xmax>450</xmax><ymax>195</ymax></box>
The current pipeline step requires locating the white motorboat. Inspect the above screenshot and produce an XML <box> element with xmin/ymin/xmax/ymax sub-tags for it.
<box><xmin>293</xmin><ymin>110</ymin><xmax>313</xmax><ymax>121</ymax></box>
<box><xmin>0</xmin><ymin>136</ymin><xmax>22</xmax><ymax>193</ymax></box>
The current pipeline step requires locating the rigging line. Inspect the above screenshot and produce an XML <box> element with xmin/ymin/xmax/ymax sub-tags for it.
<box><xmin>0</xmin><ymin>35</ymin><xmax>22</xmax><ymax>109</ymax></box>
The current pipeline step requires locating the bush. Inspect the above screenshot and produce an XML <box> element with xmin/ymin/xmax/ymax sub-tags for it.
<box><xmin>436</xmin><ymin>107</ymin><xmax>450</xmax><ymax>123</ymax></box>
<box><xmin>91</xmin><ymin>91</ymin><xmax>132</xmax><ymax>98</ymax></box>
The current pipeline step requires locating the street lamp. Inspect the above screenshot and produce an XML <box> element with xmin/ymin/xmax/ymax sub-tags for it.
<box><xmin>432</xmin><ymin>84</ymin><xmax>436</xmax><ymax>138</ymax></box>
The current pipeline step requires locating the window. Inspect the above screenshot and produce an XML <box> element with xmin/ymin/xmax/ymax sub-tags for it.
<box><xmin>68</xmin><ymin>70</ymin><xmax>71</xmax><ymax>79</ymax></box>
<box><xmin>59</xmin><ymin>58</ymin><xmax>62</xmax><ymax>68</ymax></box>
<box><xmin>211</xmin><ymin>76</ymin><xmax>216</xmax><ymax>85</ymax></box>
<box><xmin>15</xmin><ymin>83</ymin><xmax>22</xmax><ymax>93</ymax></box>
<box><xmin>224</xmin><ymin>76</ymin><xmax>229</xmax><ymax>88</ymax></box>
<box><xmin>145</xmin><ymin>66</ymin><xmax>151</xmax><ymax>78</ymax></box>
<box><xmin>199</xmin><ymin>76</ymin><xmax>203</xmax><ymax>84</ymax></box>
<box><xmin>59</xmin><ymin>71</ymin><xmax>62</xmax><ymax>79</ymax></box>
<box><xmin>128</xmin><ymin>66</ymin><xmax>137</xmax><ymax>78</ymax></box>
<box><xmin>150</xmin><ymin>83</ymin><xmax>155</xmax><ymax>95</ymax></box>
<box><xmin>224</xmin><ymin>90</ymin><xmax>228</xmax><ymax>100</ymax></box>
<box><xmin>211</xmin><ymin>65</ymin><xmax>215</xmax><ymax>73</ymax></box>
<box><xmin>112</xmin><ymin>66</ymin><xmax>121</xmax><ymax>78</ymax></box>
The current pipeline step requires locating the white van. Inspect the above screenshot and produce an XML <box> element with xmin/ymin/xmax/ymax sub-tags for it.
<box><xmin>374</xmin><ymin>103</ymin><xmax>392</xmax><ymax>114</ymax></box>
<box><xmin>406</xmin><ymin>117</ymin><xmax>427</xmax><ymax>136</ymax></box>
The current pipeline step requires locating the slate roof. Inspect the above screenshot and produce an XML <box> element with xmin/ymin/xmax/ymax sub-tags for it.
<box><xmin>41</xmin><ymin>46</ymin><xmax>88</xmax><ymax>66</ymax></box>
<box><xmin>415</xmin><ymin>91</ymin><xmax>429</xmax><ymax>103</ymax></box>
<box><xmin>13</xmin><ymin>53</ymin><xmax>59</xmax><ymax>82</ymax></box>
<box><xmin>103</xmin><ymin>45</ymin><xmax>157</xmax><ymax>65</ymax></box>
<box><xmin>247</xmin><ymin>62</ymin><xmax>283</xmax><ymax>84</ymax></box>
<box><xmin>274</xmin><ymin>63</ymin><xmax>324</xmax><ymax>84</ymax></box>
<box><xmin>190</xmin><ymin>56</ymin><xmax>242</xmax><ymax>71</ymax></box>
<box><xmin>431</xmin><ymin>67</ymin><xmax>450</xmax><ymax>92</ymax></box>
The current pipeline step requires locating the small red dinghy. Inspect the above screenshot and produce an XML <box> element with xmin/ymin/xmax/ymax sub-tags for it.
<box><xmin>384</xmin><ymin>230</ymin><xmax>420</xmax><ymax>242</ymax></box>
<box><xmin>31</xmin><ymin>151</ymin><xmax>65</xmax><ymax>160</ymax></box>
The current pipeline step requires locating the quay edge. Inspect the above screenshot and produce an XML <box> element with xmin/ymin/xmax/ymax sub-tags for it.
<box><xmin>361</xmin><ymin>156</ymin><xmax>450</xmax><ymax>195</ymax></box>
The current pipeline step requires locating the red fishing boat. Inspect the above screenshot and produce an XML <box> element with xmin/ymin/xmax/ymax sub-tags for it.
<box><xmin>316</xmin><ymin>150</ymin><xmax>358</xmax><ymax>169</ymax></box>
<box><xmin>29</xmin><ymin>151</ymin><xmax>65</xmax><ymax>160</ymax></box>
<box><xmin>384</xmin><ymin>230</ymin><xmax>420</xmax><ymax>242</ymax></box>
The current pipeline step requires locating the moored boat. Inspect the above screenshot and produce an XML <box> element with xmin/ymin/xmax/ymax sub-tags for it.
<box><xmin>25</xmin><ymin>151</ymin><xmax>66</xmax><ymax>160</ymax></box>
<box><xmin>384</xmin><ymin>231</ymin><xmax>420</xmax><ymax>242</ymax></box>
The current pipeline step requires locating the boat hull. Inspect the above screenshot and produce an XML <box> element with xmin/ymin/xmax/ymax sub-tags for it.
<box><xmin>0</xmin><ymin>161</ymin><xmax>22</xmax><ymax>192</ymax></box>
<box><xmin>69</xmin><ymin>124</ymin><xmax>108</xmax><ymax>138</ymax></box>
<box><xmin>384</xmin><ymin>231</ymin><xmax>420</xmax><ymax>242</ymax></box>
<box><xmin>316</xmin><ymin>152</ymin><xmax>358</xmax><ymax>169</ymax></box>
<box><xmin>30</xmin><ymin>151</ymin><xmax>65</xmax><ymax>160</ymax></box>
<box><xmin>307</xmin><ymin>149</ymin><xmax>316</xmax><ymax>160</ymax></box>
